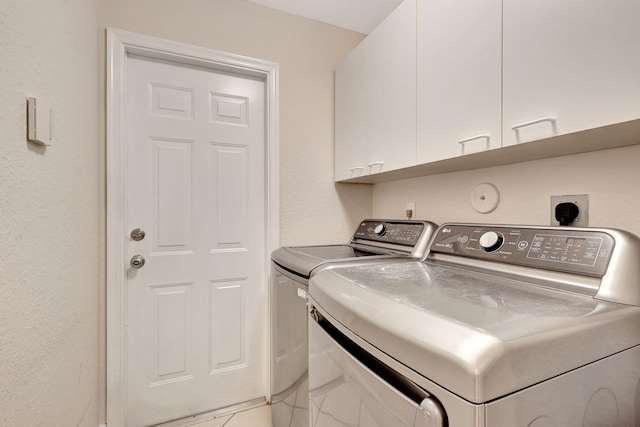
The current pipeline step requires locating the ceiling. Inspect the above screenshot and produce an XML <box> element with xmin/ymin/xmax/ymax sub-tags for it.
<box><xmin>247</xmin><ymin>0</ymin><xmax>404</xmax><ymax>34</ymax></box>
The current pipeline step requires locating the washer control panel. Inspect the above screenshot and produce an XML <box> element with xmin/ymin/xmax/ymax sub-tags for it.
<box><xmin>430</xmin><ymin>224</ymin><xmax>615</xmax><ymax>276</ymax></box>
<box><xmin>352</xmin><ymin>220</ymin><xmax>426</xmax><ymax>247</ymax></box>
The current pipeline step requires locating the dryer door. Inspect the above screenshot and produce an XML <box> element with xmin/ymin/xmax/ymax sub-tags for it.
<box><xmin>309</xmin><ymin>307</ymin><xmax>445</xmax><ymax>427</ymax></box>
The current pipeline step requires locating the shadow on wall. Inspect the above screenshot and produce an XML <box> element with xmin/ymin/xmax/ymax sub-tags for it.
<box><xmin>335</xmin><ymin>182</ymin><xmax>373</xmax><ymax>226</ymax></box>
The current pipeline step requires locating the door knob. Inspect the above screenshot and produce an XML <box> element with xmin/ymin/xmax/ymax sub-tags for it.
<box><xmin>130</xmin><ymin>254</ymin><xmax>146</xmax><ymax>269</ymax></box>
<box><xmin>130</xmin><ymin>228</ymin><xmax>145</xmax><ymax>241</ymax></box>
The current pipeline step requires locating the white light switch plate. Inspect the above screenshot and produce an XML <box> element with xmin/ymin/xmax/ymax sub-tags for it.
<box><xmin>27</xmin><ymin>97</ymin><xmax>51</xmax><ymax>146</ymax></box>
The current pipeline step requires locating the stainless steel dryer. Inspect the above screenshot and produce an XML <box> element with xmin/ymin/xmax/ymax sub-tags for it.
<box><xmin>270</xmin><ymin>219</ymin><xmax>438</xmax><ymax>427</ymax></box>
<box><xmin>309</xmin><ymin>223</ymin><xmax>640</xmax><ymax>426</ymax></box>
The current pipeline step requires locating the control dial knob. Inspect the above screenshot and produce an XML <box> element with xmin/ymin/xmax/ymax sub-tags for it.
<box><xmin>374</xmin><ymin>224</ymin><xmax>387</xmax><ymax>236</ymax></box>
<box><xmin>479</xmin><ymin>231</ymin><xmax>504</xmax><ymax>252</ymax></box>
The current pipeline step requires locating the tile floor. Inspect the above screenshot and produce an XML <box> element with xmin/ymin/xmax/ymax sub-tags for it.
<box><xmin>185</xmin><ymin>405</ymin><xmax>272</xmax><ymax>427</ymax></box>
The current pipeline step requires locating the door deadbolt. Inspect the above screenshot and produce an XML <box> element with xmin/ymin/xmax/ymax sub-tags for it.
<box><xmin>130</xmin><ymin>228</ymin><xmax>145</xmax><ymax>241</ymax></box>
<box><xmin>130</xmin><ymin>255</ymin><xmax>145</xmax><ymax>269</ymax></box>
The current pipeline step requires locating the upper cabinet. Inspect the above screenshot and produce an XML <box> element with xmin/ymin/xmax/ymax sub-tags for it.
<box><xmin>335</xmin><ymin>40</ymin><xmax>368</xmax><ymax>182</ymax></box>
<box><xmin>334</xmin><ymin>0</ymin><xmax>416</xmax><ymax>182</ymax></box>
<box><xmin>335</xmin><ymin>0</ymin><xmax>640</xmax><ymax>183</ymax></box>
<box><xmin>366</xmin><ymin>0</ymin><xmax>417</xmax><ymax>174</ymax></box>
<box><xmin>417</xmin><ymin>0</ymin><xmax>502</xmax><ymax>164</ymax></box>
<box><xmin>502</xmin><ymin>0</ymin><xmax>640</xmax><ymax>146</ymax></box>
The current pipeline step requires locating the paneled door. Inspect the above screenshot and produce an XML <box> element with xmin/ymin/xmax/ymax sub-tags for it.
<box><xmin>124</xmin><ymin>54</ymin><xmax>266</xmax><ymax>427</ymax></box>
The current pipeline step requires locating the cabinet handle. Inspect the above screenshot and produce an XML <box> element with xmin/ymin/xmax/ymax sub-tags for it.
<box><xmin>349</xmin><ymin>166</ymin><xmax>364</xmax><ymax>176</ymax></box>
<box><xmin>367</xmin><ymin>162</ymin><xmax>384</xmax><ymax>173</ymax></box>
<box><xmin>511</xmin><ymin>117</ymin><xmax>556</xmax><ymax>131</ymax></box>
<box><xmin>457</xmin><ymin>135</ymin><xmax>490</xmax><ymax>155</ymax></box>
<box><xmin>511</xmin><ymin>117</ymin><xmax>557</xmax><ymax>143</ymax></box>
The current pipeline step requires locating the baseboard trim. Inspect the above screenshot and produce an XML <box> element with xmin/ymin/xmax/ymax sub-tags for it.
<box><xmin>152</xmin><ymin>397</ymin><xmax>267</xmax><ymax>427</ymax></box>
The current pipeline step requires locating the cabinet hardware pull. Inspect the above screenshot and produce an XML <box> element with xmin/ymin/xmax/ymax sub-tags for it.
<box><xmin>457</xmin><ymin>134</ymin><xmax>490</xmax><ymax>155</ymax></box>
<box><xmin>367</xmin><ymin>161</ymin><xmax>384</xmax><ymax>173</ymax></box>
<box><xmin>511</xmin><ymin>117</ymin><xmax>557</xmax><ymax>131</ymax></box>
<box><xmin>349</xmin><ymin>166</ymin><xmax>364</xmax><ymax>176</ymax></box>
<box><xmin>511</xmin><ymin>117</ymin><xmax>557</xmax><ymax>144</ymax></box>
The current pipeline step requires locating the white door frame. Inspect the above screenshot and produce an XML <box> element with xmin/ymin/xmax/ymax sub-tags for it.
<box><xmin>106</xmin><ymin>28</ymin><xmax>279</xmax><ymax>426</ymax></box>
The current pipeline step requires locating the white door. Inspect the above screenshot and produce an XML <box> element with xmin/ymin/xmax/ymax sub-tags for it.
<box><xmin>124</xmin><ymin>54</ymin><xmax>266</xmax><ymax>427</ymax></box>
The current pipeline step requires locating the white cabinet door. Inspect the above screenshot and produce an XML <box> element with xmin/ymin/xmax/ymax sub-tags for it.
<box><xmin>335</xmin><ymin>0</ymin><xmax>416</xmax><ymax>181</ymax></box>
<box><xmin>503</xmin><ymin>0</ymin><xmax>640</xmax><ymax>146</ymax></box>
<box><xmin>366</xmin><ymin>0</ymin><xmax>417</xmax><ymax>174</ymax></box>
<box><xmin>335</xmin><ymin>40</ymin><xmax>368</xmax><ymax>181</ymax></box>
<box><xmin>417</xmin><ymin>0</ymin><xmax>502</xmax><ymax>163</ymax></box>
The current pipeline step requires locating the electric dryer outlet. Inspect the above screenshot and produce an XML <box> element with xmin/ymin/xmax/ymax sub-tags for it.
<box><xmin>550</xmin><ymin>194</ymin><xmax>589</xmax><ymax>227</ymax></box>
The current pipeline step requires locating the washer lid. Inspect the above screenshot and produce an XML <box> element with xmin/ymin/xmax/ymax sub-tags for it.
<box><xmin>271</xmin><ymin>245</ymin><xmax>390</xmax><ymax>278</ymax></box>
<box><xmin>309</xmin><ymin>261</ymin><xmax>640</xmax><ymax>404</ymax></box>
<box><xmin>271</xmin><ymin>219</ymin><xmax>439</xmax><ymax>279</ymax></box>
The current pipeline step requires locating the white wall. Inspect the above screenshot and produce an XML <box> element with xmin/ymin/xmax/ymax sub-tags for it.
<box><xmin>0</xmin><ymin>1</ymin><xmax>100</xmax><ymax>426</ymax></box>
<box><xmin>373</xmin><ymin>144</ymin><xmax>640</xmax><ymax>236</ymax></box>
<box><xmin>99</xmin><ymin>0</ymin><xmax>371</xmax><ymax>247</ymax></box>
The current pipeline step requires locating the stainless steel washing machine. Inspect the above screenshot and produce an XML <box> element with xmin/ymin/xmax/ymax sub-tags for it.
<box><xmin>309</xmin><ymin>223</ymin><xmax>640</xmax><ymax>426</ymax></box>
<box><xmin>270</xmin><ymin>219</ymin><xmax>438</xmax><ymax>427</ymax></box>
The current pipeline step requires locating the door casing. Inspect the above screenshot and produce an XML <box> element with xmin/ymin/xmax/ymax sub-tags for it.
<box><xmin>105</xmin><ymin>28</ymin><xmax>280</xmax><ymax>426</ymax></box>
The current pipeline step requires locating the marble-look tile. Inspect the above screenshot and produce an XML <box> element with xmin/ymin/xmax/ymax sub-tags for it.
<box><xmin>187</xmin><ymin>414</ymin><xmax>233</xmax><ymax>427</ymax></box>
<box><xmin>156</xmin><ymin>412</ymin><xmax>233</xmax><ymax>427</ymax></box>
<box><xmin>224</xmin><ymin>405</ymin><xmax>272</xmax><ymax>427</ymax></box>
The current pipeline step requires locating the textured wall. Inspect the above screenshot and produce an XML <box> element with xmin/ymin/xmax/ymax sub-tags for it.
<box><xmin>99</xmin><ymin>0</ymin><xmax>371</xmax><ymax>247</ymax></box>
<box><xmin>0</xmin><ymin>0</ymin><xmax>100</xmax><ymax>426</ymax></box>
<box><xmin>373</xmin><ymin>144</ymin><xmax>640</xmax><ymax>236</ymax></box>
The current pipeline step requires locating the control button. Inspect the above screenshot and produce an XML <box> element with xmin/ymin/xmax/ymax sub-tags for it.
<box><xmin>479</xmin><ymin>231</ymin><xmax>504</xmax><ymax>252</ymax></box>
<box><xmin>459</xmin><ymin>235</ymin><xmax>469</xmax><ymax>244</ymax></box>
<box><xmin>518</xmin><ymin>241</ymin><xmax>529</xmax><ymax>250</ymax></box>
<box><xmin>374</xmin><ymin>224</ymin><xmax>387</xmax><ymax>236</ymax></box>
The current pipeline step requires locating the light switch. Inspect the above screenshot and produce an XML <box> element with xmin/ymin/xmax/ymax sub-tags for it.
<box><xmin>27</xmin><ymin>97</ymin><xmax>52</xmax><ymax>146</ymax></box>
